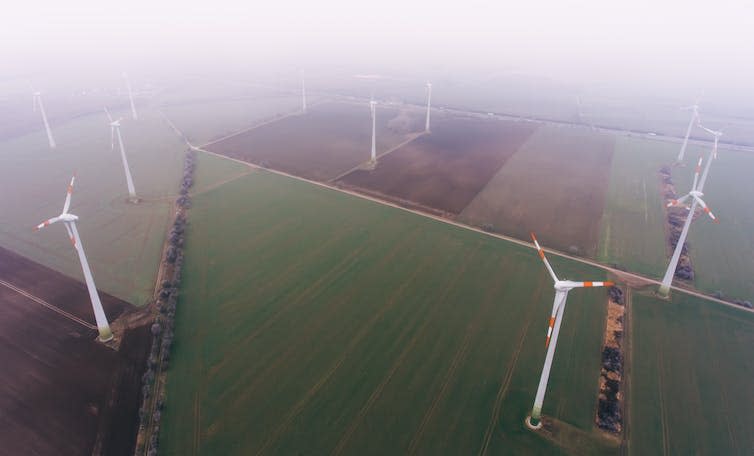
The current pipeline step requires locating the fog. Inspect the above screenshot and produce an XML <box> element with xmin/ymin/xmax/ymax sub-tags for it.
<box><xmin>2</xmin><ymin>0</ymin><xmax>754</xmax><ymax>107</ymax></box>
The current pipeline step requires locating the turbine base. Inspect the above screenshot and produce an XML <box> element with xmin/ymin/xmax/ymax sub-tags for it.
<box><xmin>525</xmin><ymin>415</ymin><xmax>543</xmax><ymax>430</ymax></box>
<box><xmin>126</xmin><ymin>196</ymin><xmax>141</xmax><ymax>204</ymax></box>
<box><xmin>97</xmin><ymin>327</ymin><xmax>114</xmax><ymax>343</ymax></box>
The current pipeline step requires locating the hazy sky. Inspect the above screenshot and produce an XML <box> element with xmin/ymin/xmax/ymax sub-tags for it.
<box><xmin>2</xmin><ymin>0</ymin><xmax>753</xmax><ymax>89</ymax></box>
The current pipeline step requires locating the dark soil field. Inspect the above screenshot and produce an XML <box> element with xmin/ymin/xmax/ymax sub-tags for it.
<box><xmin>338</xmin><ymin>114</ymin><xmax>538</xmax><ymax>214</ymax></box>
<box><xmin>0</xmin><ymin>247</ymin><xmax>150</xmax><ymax>456</ymax></box>
<box><xmin>206</xmin><ymin>101</ymin><xmax>423</xmax><ymax>181</ymax></box>
<box><xmin>460</xmin><ymin>125</ymin><xmax>615</xmax><ymax>256</ymax></box>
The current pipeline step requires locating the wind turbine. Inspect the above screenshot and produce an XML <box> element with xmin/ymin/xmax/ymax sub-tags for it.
<box><xmin>697</xmin><ymin>123</ymin><xmax>723</xmax><ymax>160</ymax></box>
<box><xmin>526</xmin><ymin>233</ymin><xmax>614</xmax><ymax>429</ymax></box>
<box><xmin>676</xmin><ymin>102</ymin><xmax>700</xmax><ymax>162</ymax></box>
<box><xmin>425</xmin><ymin>82</ymin><xmax>432</xmax><ymax>132</ymax></box>
<box><xmin>34</xmin><ymin>175</ymin><xmax>113</xmax><ymax>342</ymax></box>
<box><xmin>32</xmin><ymin>90</ymin><xmax>56</xmax><ymax>149</ymax></box>
<box><xmin>301</xmin><ymin>70</ymin><xmax>307</xmax><ymax>113</ymax></box>
<box><xmin>658</xmin><ymin>150</ymin><xmax>719</xmax><ymax>296</ymax></box>
<box><xmin>123</xmin><ymin>72</ymin><xmax>138</xmax><ymax>120</ymax></box>
<box><xmin>105</xmin><ymin>107</ymin><xmax>138</xmax><ymax>201</ymax></box>
<box><xmin>369</xmin><ymin>99</ymin><xmax>377</xmax><ymax>164</ymax></box>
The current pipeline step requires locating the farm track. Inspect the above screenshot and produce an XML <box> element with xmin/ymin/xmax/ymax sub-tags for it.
<box><xmin>182</xmin><ymin>137</ymin><xmax>751</xmax><ymax>315</ymax></box>
<box><xmin>0</xmin><ymin>278</ymin><xmax>96</xmax><ymax>329</ymax></box>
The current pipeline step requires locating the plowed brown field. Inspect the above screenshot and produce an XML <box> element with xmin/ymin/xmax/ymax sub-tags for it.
<box><xmin>206</xmin><ymin>102</ymin><xmax>423</xmax><ymax>181</ymax></box>
<box><xmin>338</xmin><ymin>114</ymin><xmax>537</xmax><ymax>214</ymax></box>
<box><xmin>0</xmin><ymin>247</ymin><xmax>150</xmax><ymax>456</ymax></box>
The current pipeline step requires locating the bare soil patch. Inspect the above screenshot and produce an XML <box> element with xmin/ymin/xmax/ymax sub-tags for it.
<box><xmin>206</xmin><ymin>102</ymin><xmax>423</xmax><ymax>181</ymax></box>
<box><xmin>338</xmin><ymin>114</ymin><xmax>537</xmax><ymax>214</ymax></box>
<box><xmin>0</xmin><ymin>247</ymin><xmax>150</xmax><ymax>456</ymax></box>
<box><xmin>460</xmin><ymin>125</ymin><xmax>615</xmax><ymax>256</ymax></box>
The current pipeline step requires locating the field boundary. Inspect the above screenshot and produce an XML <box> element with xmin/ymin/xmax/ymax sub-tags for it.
<box><xmin>0</xmin><ymin>278</ymin><xmax>96</xmax><ymax>329</ymax></box>
<box><xmin>186</xmin><ymin>143</ymin><xmax>752</xmax><ymax>315</ymax></box>
<box><xmin>329</xmin><ymin>131</ymin><xmax>426</xmax><ymax>182</ymax></box>
<box><xmin>159</xmin><ymin>109</ymin><xmax>752</xmax><ymax>315</ymax></box>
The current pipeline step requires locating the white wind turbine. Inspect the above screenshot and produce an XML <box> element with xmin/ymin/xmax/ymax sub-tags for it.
<box><xmin>123</xmin><ymin>72</ymin><xmax>138</xmax><ymax>120</ymax></box>
<box><xmin>526</xmin><ymin>233</ymin><xmax>614</xmax><ymax>429</ymax></box>
<box><xmin>425</xmin><ymin>82</ymin><xmax>432</xmax><ymax>132</ymax></box>
<box><xmin>659</xmin><ymin>146</ymin><xmax>719</xmax><ymax>296</ymax></box>
<box><xmin>34</xmin><ymin>175</ymin><xmax>113</xmax><ymax>342</ymax></box>
<box><xmin>32</xmin><ymin>90</ymin><xmax>56</xmax><ymax>149</ymax></box>
<box><xmin>301</xmin><ymin>70</ymin><xmax>307</xmax><ymax>113</ymax></box>
<box><xmin>676</xmin><ymin>102</ymin><xmax>700</xmax><ymax>162</ymax></box>
<box><xmin>105</xmin><ymin>107</ymin><xmax>138</xmax><ymax>201</ymax></box>
<box><xmin>369</xmin><ymin>99</ymin><xmax>377</xmax><ymax>164</ymax></box>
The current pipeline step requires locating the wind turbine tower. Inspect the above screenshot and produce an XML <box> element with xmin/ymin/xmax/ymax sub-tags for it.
<box><xmin>425</xmin><ymin>82</ymin><xmax>432</xmax><ymax>132</ymax></box>
<box><xmin>33</xmin><ymin>91</ymin><xmax>56</xmax><ymax>149</ymax></box>
<box><xmin>123</xmin><ymin>73</ymin><xmax>138</xmax><ymax>120</ymax></box>
<box><xmin>105</xmin><ymin>108</ymin><xmax>138</xmax><ymax>201</ymax></box>
<box><xmin>659</xmin><ymin>133</ymin><xmax>720</xmax><ymax>296</ymax></box>
<box><xmin>526</xmin><ymin>233</ymin><xmax>613</xmax><ymax>429</ymax></box>
<box><xmin>34</xmin><ymin>175</ymin><xmax>113</xmax><ymax>342</ymax></box>
<box><xmin>370</xmin><ymin>99</ymin><xmax>377</xmax><ymax>164</ymax></box>
<box><xmin>301</xmin><ymin>71</ymin><xmax>306</xmax><ymax>113</ymax></box>
<box><xmin>677</xmin><ymin>103</ymin><xmax>700</xmax><ymax>162</ymax></box>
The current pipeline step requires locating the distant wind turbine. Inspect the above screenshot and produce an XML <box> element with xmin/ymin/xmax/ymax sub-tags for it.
<box><xmin>105</xmin><ymin>107</ymin><xmax>138</xmax><ymax>201</ymax></box>
<box><xmin>32</xmin><ymin>90</ymin><xmax>56</xmax><ymax>149</ymax></box>
<box><xmin>659</xmin><ymin>147</ymin><xmax>719</xmax><ymax>296</ymax></box>
<box><xmin>526</xmin><ymin>233</ymin><xmax>613</xmax><ymax>429</ymax></box>
<box><xmin>34</xmin><ymin>175</ymin><xmax>113</xmax><ymax>342</ymax></box>
<box><xmin>369</xmin><ymin>99</ymin><xmax>377</xmax><ymax>164</ymax></box>
<box><xmin>301</xmin><ymin>70</ymin><xmax>307</xmax><ymax>113</ymax></box>
<box><xmin>677</xmin><ymin>102</ymin><xmax>700</xmax><ymax>162</ymax></box>
<box><xmin>425</xmin><ymin>82</ymin><xmax>432</xmax><ymax>132</ymax></box>
<box><xmin>123</xmin><ymin>73</ymin><xmax>138</xmax><ymax>120</ymax></box>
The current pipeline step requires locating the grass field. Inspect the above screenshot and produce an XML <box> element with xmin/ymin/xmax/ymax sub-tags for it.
<box><xmin>460</xmin><ymin>124</ymin><xmax>614</xmax><ymax>257</ymax></box>
<box><xmin>0</xmin><ymin>106</ymin><xmax>185</xmax><ymax>305</ymax></box>
<box><xmin>670</xmin><ymin>147</ymin><xmax>754</xmax><ymax>301</ymax></box>
<box><xmin>159</xmin><ymin>154</ymin><xmax>616</xmax><ymax>455</ymax></box>
<box><xmin>596</xmin><ymin>136</ymin><xmax>682</xmax><ymax>277</ymax></box>
<box><xmin>629</xmin><ymin>291</ymin><xmax>754</xmax><ymax>455</ymax></box>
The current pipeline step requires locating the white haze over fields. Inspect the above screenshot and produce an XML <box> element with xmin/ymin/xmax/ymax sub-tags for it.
<box><xmin>1</xmin><ymin>0</ymin><xmax>753</xmax><ymax>106</ymax></box>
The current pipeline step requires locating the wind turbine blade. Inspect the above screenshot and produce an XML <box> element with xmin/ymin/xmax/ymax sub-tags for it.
<box><xmin>63</xmin><ymin>222</ymin><xmax>76</xmax><ymax>246</ymax></box>
<box><xmin>104</xmin><ymin>107</ymin><xmax>113</xmax><ymax>123</ymax></box>
<box><xmin>545</xmin><ymin>291</ymin><xmax>567</xmax><ymax>348</ymax></box>
<box><xmin>34</xmin><ymin>216</ymin><xmax>60</xmax><ymax>231</ymax></box>
<box><xmin>692</xmin><ymin>155</ymin><xmax>702</xmax><ymax>191</ymax></box>
<box><xmin>692</xmin><ymin>195</ymin><xmax>719</xmax><ymax>223</ymax></box>
<box><xmin>531</xmin><ymin>233</ymin><xmax>559</xmax><ymax>282</ymax></box>
<box><xmin>123</xmin><ymin>72</ymin><xmax>138</xmax><ymax>120</ymax></box>
<box><xmin>62</xmin><ymin>173</ymin><xmax>76</xmax><ymax>214</ymax></box>
<box><xmin>573</xmin><ymin>281</ymin><xmax>614</xmax><ymax>288</ymax></box>
<box><xmin>667</xmin><ymin>194</ymin><xmax>691</xmax><ymax>208</ymax></box>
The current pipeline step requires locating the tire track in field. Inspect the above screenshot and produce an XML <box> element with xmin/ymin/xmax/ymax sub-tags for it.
<box><xmin>331</xmin><ymin>242</ymin><xmax>483</xmax><ymax>456</ymax></box>
<box><xmin>210</xmin><ymin>235</ymin><xmax>367</xmax><ymax>375</ymax></box>
<box><xmin>703</xmin><ymin>317</ymin><xmax>739</xmax><ymax>453</ymax></box>
<box><xmin>215</xmin><ymin>228</ymin><xmax>422</xmax><ymax>409</ymax></box>
<box><xmin>406</xmin><ymin>259</ymin><xmax>510</xmax><ymax>455</ymax></box>
<box><xmin>478</xmin><ymin>278</ymin><xmax>544</xmax><ymax>456</ymax></box>
<box><xmin>657</xmin><ymin>351</ymin><xmax>670</xmax><ymax>456</ymax></box>
<box><xmin>259</xmin><ymin>242</ymin><xmax>482</xmax><ymax>456</ymax></box>
<box><xmin>212</xmin><ymin>240</ymin><xmax>371</xmax><ymax>378</ymax></box>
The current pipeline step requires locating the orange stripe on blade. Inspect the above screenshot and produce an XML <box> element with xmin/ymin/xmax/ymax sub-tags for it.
<box><xmin>584</xmin><ymin>281</ymin><xmax>593</xmax><ymax>287</ymax></box>
<box><xmin>538</xmin><ymin>250</ymin><xmax>545</xmax><ymax>259</ymax></box>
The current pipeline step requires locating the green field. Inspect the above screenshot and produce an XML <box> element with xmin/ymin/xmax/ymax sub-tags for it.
<box><xmin>671</xmin><ymin>148</ymin><xmax>754</xmax><ymax>301</ymax></box>
<box><xmin>629</xmin><ymin>291</ymin><xmax>754</xmax><ymax>454</ymax></box>
<box><xmin>159</xmin><ymin>154</ymin><xmax>617</xmax><ymax>455</ymax></box>
<box><xmin>0</xmin><ymin>107</ymin><xmax>185</xmax><ymax>305</ymax></box>
<box><xmin>596</xmin><ymin>136</ymin><xmax>681</xmax><ymax>277</ymax></box>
